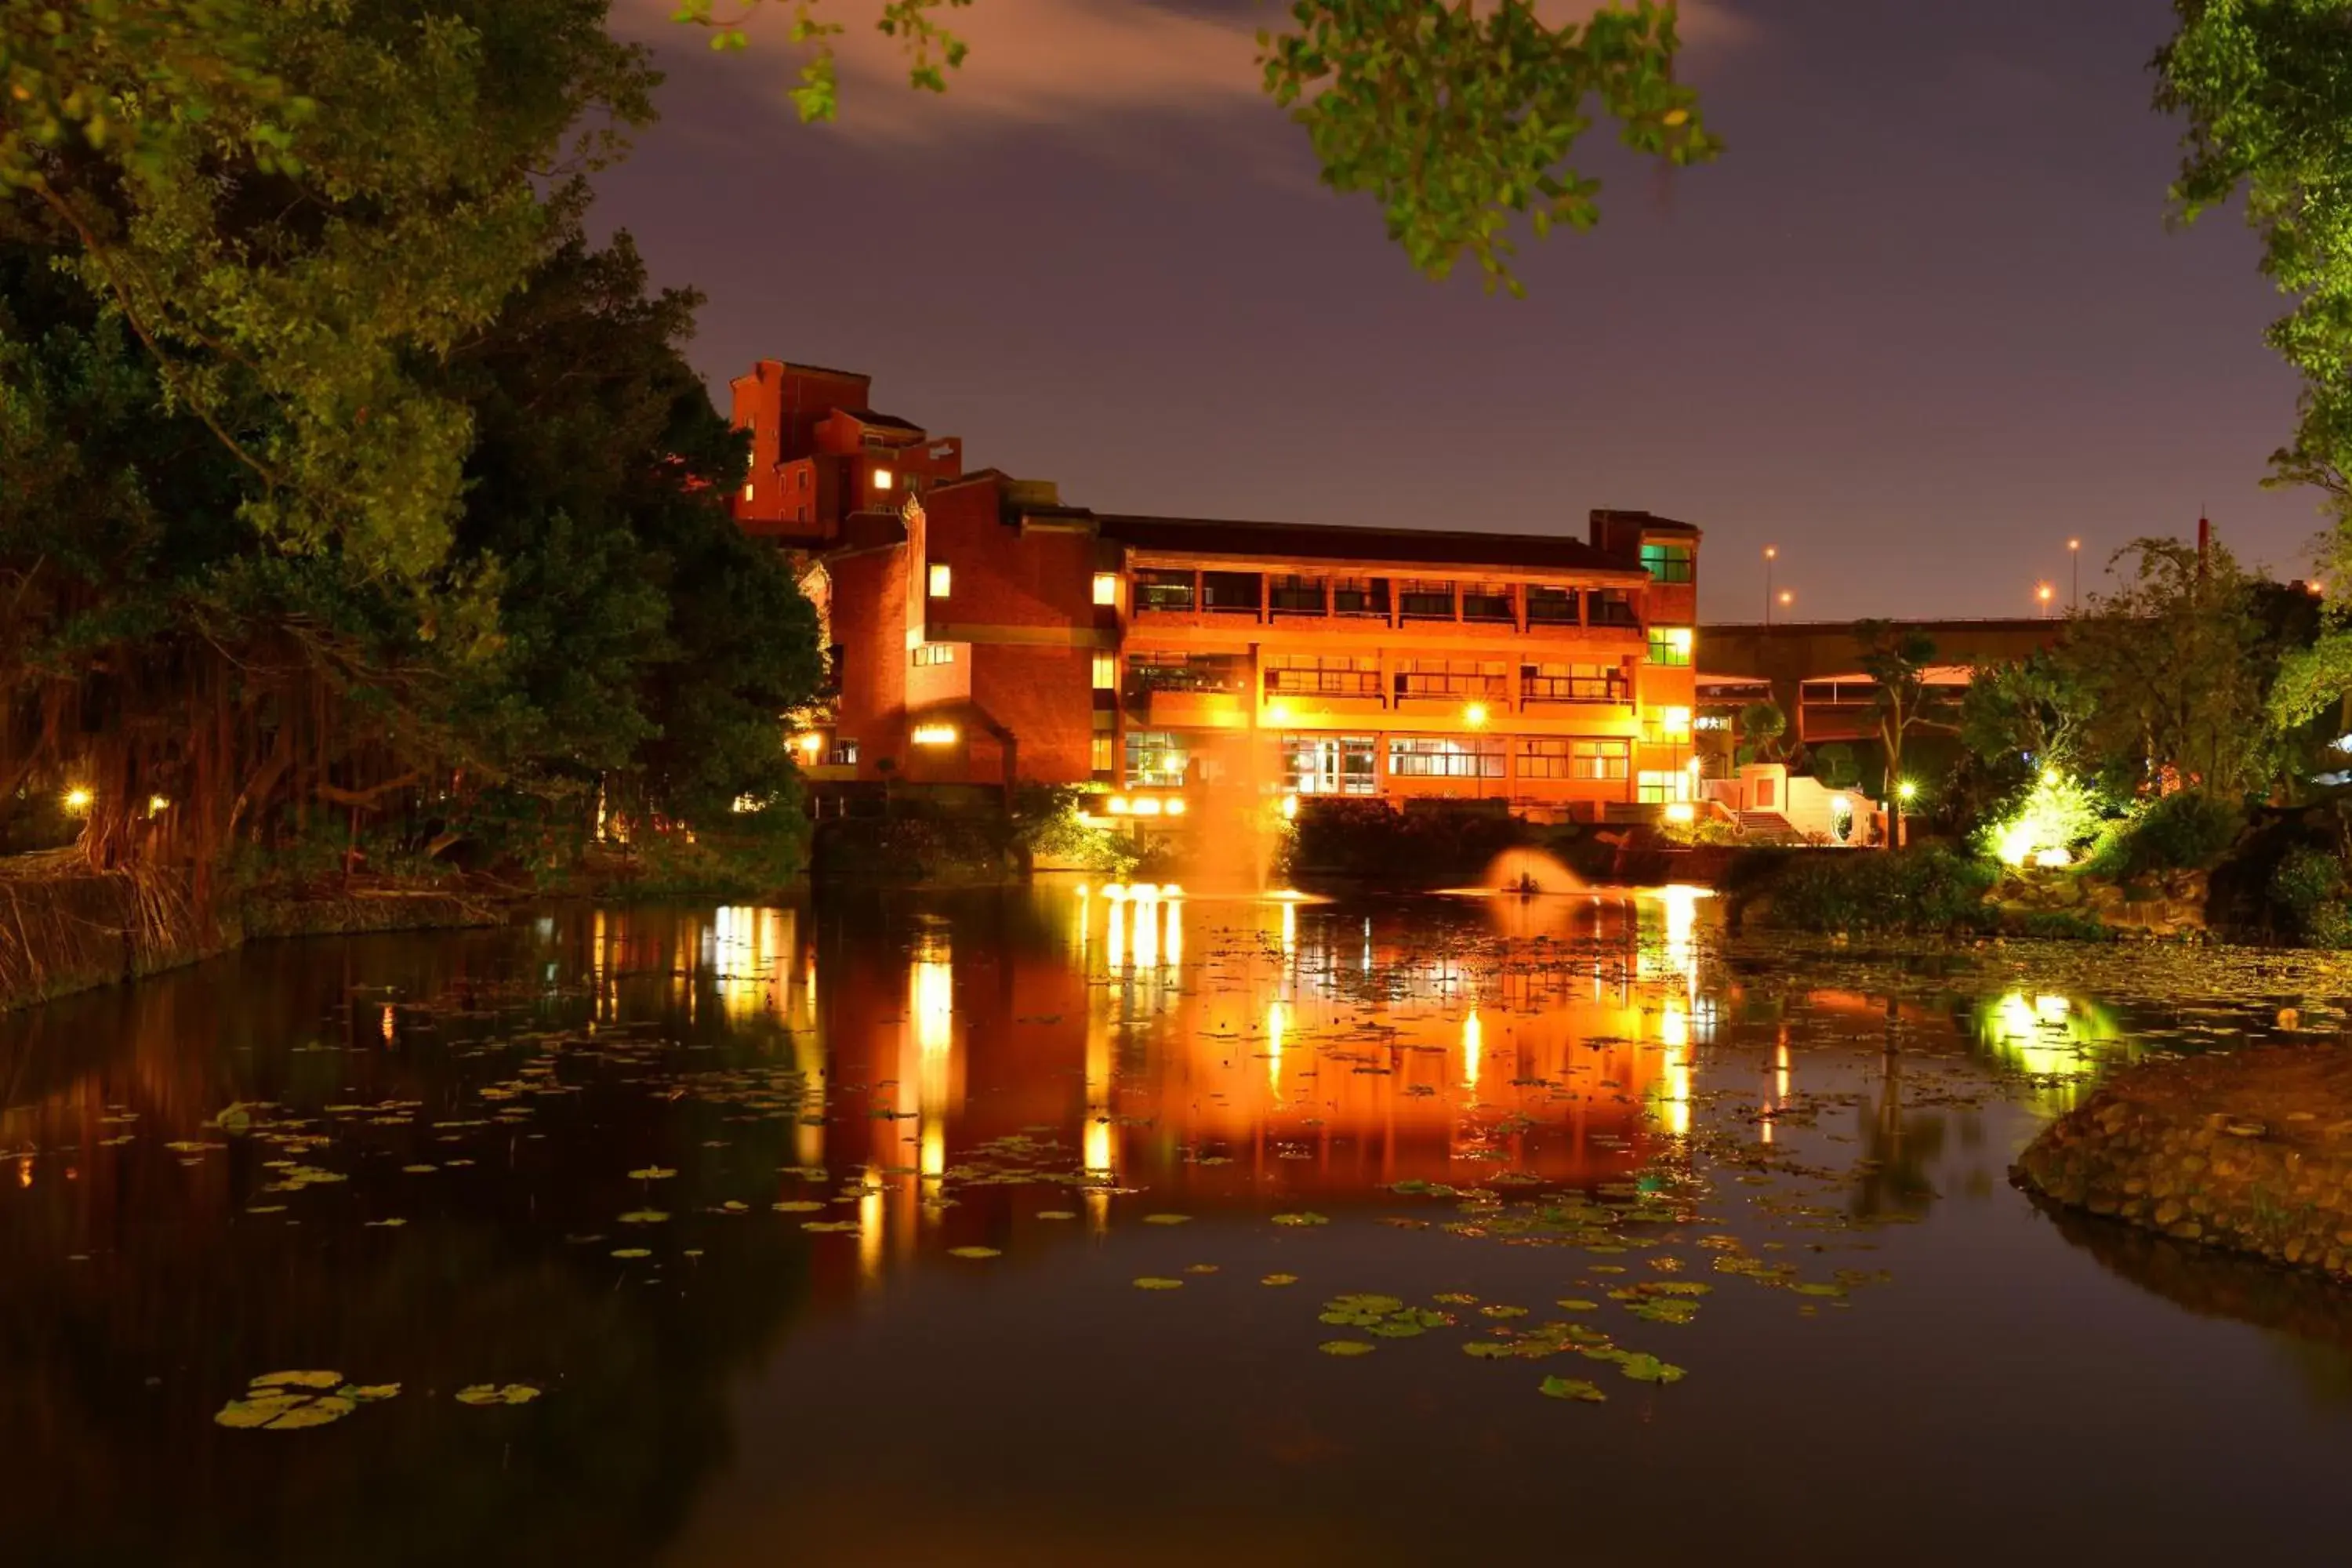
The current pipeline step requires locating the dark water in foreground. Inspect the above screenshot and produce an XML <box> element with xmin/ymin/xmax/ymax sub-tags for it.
<box><xmin>5</xmin><ymin>886</ymin><xmax>2352</xmax><ymax>1566</ymax></box>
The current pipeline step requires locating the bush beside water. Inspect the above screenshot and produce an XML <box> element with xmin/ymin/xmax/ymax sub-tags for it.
<box><xmin>1733</xmin><ymin>844</ymin><xmax>1998</xmax><ymax>936</ymax></box>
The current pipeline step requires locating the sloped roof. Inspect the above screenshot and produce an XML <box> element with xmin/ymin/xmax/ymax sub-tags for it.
<box><xmin>843</xmin><ymin>408</ymin><xmax>924</xmax><ymax>433</ymax></box>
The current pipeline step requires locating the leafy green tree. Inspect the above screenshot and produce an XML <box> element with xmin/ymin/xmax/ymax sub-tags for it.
<box><xmin>1735</xmin><ymin>699</ymin><xmax>1788</xmax><ymax>764</ymax></box>
<box><xmin>679</xmin><ymin>0</ymin><xmax>1719</xmax><ymax>295</ymax></box>
<box><xmin>1851</xmin><ymin>619</ymin><xmax>1951</xmax><ymax>848</ymax></box>
<box><xmin>2156</xmin><ymin>2</ymin><xmax>2352</xmax><ymax>739</ymax></box>
<box><xmin>2057</xmin><ymin>537</ymin><xmax>2286</xmax><ymax>800</ymax></box>
<box><xmin>1959</xmin><ymin>651</ymin><xmax>2091</xmax><ymax>782</ymax></box>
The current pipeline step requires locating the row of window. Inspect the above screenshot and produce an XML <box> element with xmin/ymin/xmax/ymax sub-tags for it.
<box><xmin>1122</xmin><ymin>652</ymin><xmax>1664</xmax><ymax>693</ymax></box>
<box><xmin>1120</xmin><ymin>731</ymin><xmax>1673</xmax><ymax>789</ymax></box>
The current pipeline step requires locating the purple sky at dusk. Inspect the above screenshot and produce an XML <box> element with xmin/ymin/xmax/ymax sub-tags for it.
<box><xmin>592</xmin><ymin>0</ymin><xmax>2322</xmax><ymax>623</ymax></box>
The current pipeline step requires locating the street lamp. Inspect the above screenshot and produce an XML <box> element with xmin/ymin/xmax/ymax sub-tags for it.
<box><xmin>1777</xmin><ymin>589</ymin><xmax>1794</xmax><ymax>614</ymax></box>
<box><xmin>1764</xmin><ymin>546</ymin><xmax>1777</xmax><ymax>625</ymax></box>
<box><xmin>2036</xmin><ymin>582</ymin><xmax>2054</xmax><ymax>618</ymax></box>
<box><xmin>1463</xmin><ymin>701</ymin><xmax>1491</xmax><ymax>803</ymax></box>
<box><xmin>2067</xmin><ymin>539</ymin><xmax>2081</xmax><ymax>613</ymax></box>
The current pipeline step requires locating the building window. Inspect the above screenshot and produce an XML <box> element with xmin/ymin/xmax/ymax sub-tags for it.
<box><xmin>1661</xmin><ymin>705</ymin><xmax>1693</xmax><ymax>739</ymax></box>
<box><xmin>913</xmin><ymin>644</ymin><xmax>956</xmax><ymax>667</ymax></box>
<box><xmin>1388</xmin><ymin>736</ymin><xmax>1504</xmax><ymax>779</ymax></box>
<box><xmin>1646</xmin><ymin>626</ymin><xmax>1694</xmax><ymax>666</ymax></box>
<box><xmin>1571</xmin><ymin>740</ymin><xmax>1631</xmax><ymax>781</ymax></box>
<box><xmin>1265</xmin><ymin>653</ymin><xmax>1380</xmax><ymax>699</ymax></box>
<box><xmin>829</xmin><ymin>739</ymin><xmax>860</xmax><ymax>767</ymax></box>
<box><xmin>1461</xmin><ymin>582</ymin><xmax>1515</xmax><ymax>622</ymax></box>
<box><xmin>1091</xmin><ymin>734</ymin><xmax>1115</xmax><ymax>773</ymax></box>
<box><xmin>1269</xmin><ymin>575</ymin><xmax>1328</xmax><ymax>614</ymax></box>
<box><xmin>741</xmin><ymin>481</ymin><xmax>755</xmax><ymax>503</ymax></box>
<box><xmin>1521</xmin><ymin>662</ymin><xmax>1628</xmax><ymax>703</ymax></box>
<box><xmin>928</xmin><ymin>562</ymin><xmax>951</xmax><ymax>597</ymax></box>
<box><xmin>1526</xmin><ymin>586</ymin><xmax>1580</xmax><ymax>625</ymax></box>
<box><xmin>1092</xmin><ymin>572</ymin><xmax>1120</xmax><ymax>607</ymax></box>
<box><xmin>1398</xmin><ymin>579</ymin><xmax>1457</xmax><ymax>619</ymax></box>
<box><xmin>1640</xmin><ymin>542</ymin><xmax>1695</xmax><ymax>583</ymax></box>
<box><xmin>1134</xmin><ymin>569</ymin><xmax>1195</xmax><ymax>612</ymax></box>
<box><xmin>872</xmin><ymin>467</ymin><xmax>895</xmax><ymax>490</ymax></box>
<box><xmin>798</xmin><ymin>470</ymin><xmax>810</xmax><ymax>492</ymax></box>
<box><xmin>795</xmin><ymin>505</ymin><xmax>808</xmax><ymax>525</ymax></box>
<box><xmin>1332</xmin><ymin>576</ymin><xmax>1388</xmax><ymax>617</ymax></box>
<box><xmin>1092</xmin><ymin>652</ymin><xmax>1117</xmax><ymax>690</ymax></box>
<box><xmin>1393</xmin><ymin>659</ymin><xmax>1507</xmax><ymax>701</ymax></box>
<box><xmin>912</xmin><ymin>723</ymin><xmax>959</xmax><ymax>746</ymax></box>
<box><xmin>1639</xmin><ymin>768</ymin><xmax>1693</xmax><ymax>804</ymax></box>
<box><xmin>1200</xmin><ymin>572</ymin><xmax>1261</xmax><ymax>615</ymax></box>
<box><xmin>1125</xmin><ymin>730</ymin><xmax>1190</xmax><ymax>789</ymax></box>
<box><xmin>1125</xmin><ymin>652</ymin><xmax>1246</xmax><ymax>695</ymax></box>
<box><xmin>1519</xmin><ymin>739</ymin><xmax>1573</xmax><ymax>780</ymax></box>
<box><xmin>1587</xmin><ymin>589</ymin><xmax>1640</xmax><ymax>627</ymax></box>
<box><xmin>1280</xmin><ymin>734</ymin><xmax>1377</xmax><ymax>795</ymax></box>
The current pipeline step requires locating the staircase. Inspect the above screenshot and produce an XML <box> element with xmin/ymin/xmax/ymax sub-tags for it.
<box><xmin>1737</xmin><ymin>810</ymin><xmax>1799</xmax><ymax>842</ymax></box>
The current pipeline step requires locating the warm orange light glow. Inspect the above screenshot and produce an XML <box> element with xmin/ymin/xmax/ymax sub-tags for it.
<box><xmin>911</xmin><ymin>724</ymin><xmax>958</xmax><ymax>746</ymax></box>
<box><xmin>1127</xmin><ymin>796</ymin><xmax>1163</xmax><ymax>817</ymax></box>
<box><xmin>1777</xmin><ymin>590</ymin><xmax>1793</xmax><ymax>606</ymax></box>
<box><xmin>927</xmin><ymin>562</ymin><xmax>950</xmax><ymax>597</ymax></box>
<box><xmin>1662</xmin><ymin>706</ymin><xmax>1692</xmax><ymax>738</ymax></box>
<box><xmin>1463</xmin><ymin>702</ymin><xmax>1490</xmax><ymax>728</ymax></box>
<box><xmin>1279</xmin><ymin>793</ymin><xmax>1299</xmax><ymax>820</ymax></box>
<box><xmin>1165</xmin><ymin>798</ymin><xmax>1187</xmax><ymax>816</ymax></box>
<box><xmin>1764</xmin><ymin>546</ymin><xmax>1777</xmax><ymax>561</ymax></box>
<box><xmin>147</xmin><ymin>794</ymin><xmax>169</xmax><ymax>815</ymax></box>
<box><xmin>1105</xmin><ymin>796</ymin><xmax>1131</xmax><ymax>815</ymax></box>
<box><xmin>1092</xmin><ymin>572</ymin><xmax>1118</xmax><ymax>607</ymax></box>
<box><xmin>871</xmin><ymin>467</ymin><xmax>894</xmax><ymax>490</ymax></box>
<box><xmin>1663</xmin><ymin>802</ymin><xmax>1696</xmax><ymax>823</ymax></box>
<box><xmin>2067</xmin><ymin>538</ymin><xmax>2081</xmax><ymax>551</ymax></box>
<box><xmin>64</xmin><ymin>786</ymin><xmax>92</xmax><ymax>813</ymax></box>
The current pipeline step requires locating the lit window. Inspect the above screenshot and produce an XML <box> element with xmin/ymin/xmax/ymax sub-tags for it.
<box><xmin>1091</xmin><ymin>734</ymin><xmax>1115</xmax><ymax>773</ymax></box>
<box><xmin>928</xmin><ymin>563</ymin><xmax>951</xmax><ymax>597</ymax></box>
<box><xmin>829</xmin><ymin>739</ymin><xmax>860</xmax><ymax>766</ymax></box>
<box><xmin>1646</xmin><ymin>626</ymin><xmax>1694</xmax><ymax>666</ymax></box>
<box><xmin>1092</xmin><ymin>652</ymin><xmax>1117</xmax><ymax>690</ymax></box>
<box><xmin>1639</xmin><ymin>768</ymin><xmax>1693</xmax><ymax>804</ymax></box>
<box><xmin>741</xmin><ymin>481</ymin><xmax>755</xmax><ymax>502</ymax></box>
<box><xmin>912</xmin><ymin>724</ymin><xmax>958</xmax><ymax>746</ymax></box>
<box><xmin>1662</xmin><ymin>706</ymin><xmax>1693</xmax><ymax>738</ymax></box>
<box><xmin>873</xmin><ymin>467</ymin><xmax>895</xmax><ymax>490</ymax></box>
<box><xmin>913</xmin><ymin>644</ymin><xmax>956</xmax><ymax>667</ymax></box>
<box><xmin>1093</xmin><ymin>572</ymin><xmax>1119</xmax><ymax>607</ymax></box>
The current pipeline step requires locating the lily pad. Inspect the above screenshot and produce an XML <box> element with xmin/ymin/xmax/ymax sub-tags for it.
<box><xmin>617</xmin><ymin>1210</ymin><xmax>669</xmax><ymax>1225</ymax></box>
<box><xmin>1260</xmin><ymin>1273</ymin><xmax>1299</xmax><ymax>1287</ymax></box>
<box><xmin>455</xmin><ymin>1383</ymin><xmax>542</xmax><ymax>1406</ymax></box>
<box><xmin>1539</xmin><ymin>1375</ymin><xmax>1608</xmax><ymax>1403</ymax></box>
<box><xmin>1270</xmin><ymin>1212</ymin><xmax>1329</xmax><ymax>1227</ymax></box>
<box><xmin>252</xmin><ymin>1370</ymin><xmax>343</xmax><ymax>1390</ymax></box>
<box><xmin>948</xmin><ymin>1246</ymin><xmax>1002</xmax><ymax>1259</ymax></box>
<box><xmin>1132</xmin><ymin>1276</ymin><xmax>1185</xmax><ymax>1290</ymax></box>
<box><xmin>1142</xmin><ymin>1214</ymin><xmax>1192</xmax><ymax>1225</ymax></box>
<box><xmin>612</xmin><ymin>1248</ymin><xmax>652</xmax><ymax>1259</ymax></box>
<box><xmin>1036</xmin><ymin>1210</ymin><xmax>1079</xmax><ymax>1221</ymax></box>
<box><xmin>771</xmin><ymin>1200</ymin><xmax>824</xmax><ymax>1213</ymax></box>
<box><xmin>628</xmin><ymin>1167</ymin><xmax>677</xmax><ymax>1181</ymax></box>
<box><xmin>1318</xmin><ymin>1340</ymin><xmax>1376</xmax><ymax>1356</ymax></box>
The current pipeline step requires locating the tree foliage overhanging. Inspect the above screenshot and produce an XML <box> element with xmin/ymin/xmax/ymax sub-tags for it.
<box><xmin>2</xmin><ymin>0</ymin><xmax>823</xmax><ymax>890</ymax></box>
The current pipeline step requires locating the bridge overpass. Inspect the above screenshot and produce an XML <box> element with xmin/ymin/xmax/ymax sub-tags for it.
<box><xmin>1698</xmin><ymin>617</ymin><xmax>2063</xmax><ymax>744</ymax></box>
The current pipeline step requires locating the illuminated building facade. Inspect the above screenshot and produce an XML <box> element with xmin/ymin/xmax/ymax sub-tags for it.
<box><xmin>730</xmin><ymin>361</ymin><xmax>1703</xmax><ymax>818</ymax></box>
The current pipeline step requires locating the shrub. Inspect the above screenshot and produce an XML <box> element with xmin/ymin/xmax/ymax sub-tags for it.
<box><xmin>1288</xmin><ymin>798</ymin><xmax>1530</xmax><ymax>884</ymax></box>
<box><xmin>1011</xmin><ymin>784</ymin><xmax>1138</xmax><ymax>875</ymax></box>
<box><xmin>2270</xmin><ymin>844</ymin><xmax>2352</xmax><ymax>948</ymax></box>
<box><xmin>2089</xmin><ymin>789</ymin><xmax>2244</xmax><ymax>877</ymax></box>
<box><xmin>1751</xmin><ymin>844</ymin><xmax>1997</xmax><ymax>935</ymax></box>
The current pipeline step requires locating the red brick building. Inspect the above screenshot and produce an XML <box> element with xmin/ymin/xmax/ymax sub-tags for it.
<box><xmin>731</xmin><ymin>364</ymin><xmax>1704</xmax><ymax>819</ymax></box>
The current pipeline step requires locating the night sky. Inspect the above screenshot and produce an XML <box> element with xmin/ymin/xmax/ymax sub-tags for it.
<box><xmin>595</xmin><ymin>0</ymin><xmax>2321</xmax><ymax>623</ymax></box>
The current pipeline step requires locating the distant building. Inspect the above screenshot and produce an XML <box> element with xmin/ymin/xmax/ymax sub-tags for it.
<box><xmin>730</xmin><ymin>361</ymin><xmax>1704</xmax><ymax>819</ymax></box>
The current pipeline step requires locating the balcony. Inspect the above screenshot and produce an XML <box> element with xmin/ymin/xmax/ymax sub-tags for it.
<box><xmin>1265</xmin><ymin>669</ymin><xmax>1382</xmax><ymax>700</ymax></box>
<box><xmin>1522</xmin><ymin>674</ymin><xmax>1631</xmax><ymax>706</ymax></box>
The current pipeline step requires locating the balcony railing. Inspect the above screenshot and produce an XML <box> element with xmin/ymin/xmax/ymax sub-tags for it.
<box><xmin>1395</xmin><ymin>673</ymin><xmax>1509</xmax><ymax>700</ymax></box>
<box><xmin>1265</xmin><ymin>669</ymin><xmax>1382</xmax><ymax>699</ymax></box>
<box><xmin>1523</xmin><ymin>675</ymin><xmax>1631</xmax><ymax>704</ymax></box>
<box><xmin>1127</xmin><ymin>670</ymin><xmax>1248</xmax><ymax>699</ymax></box>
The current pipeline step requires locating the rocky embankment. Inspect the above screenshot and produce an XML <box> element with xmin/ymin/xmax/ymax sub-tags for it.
<box><xmin>1991</xmin><ymin>866</ymin><xmax>2210</xmax><ymax>938</ymax></box>
<box><xmin>2015</xmin><ymin>1044</ymin><xmax>2352</xmax><ymax>1279</ymax></box>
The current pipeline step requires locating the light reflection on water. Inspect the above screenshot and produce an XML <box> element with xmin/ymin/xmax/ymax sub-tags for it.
<box><xmin>2</xmin><ymin>887</ymin><xmax>2351</xmax><ymax>1564</ymax></box>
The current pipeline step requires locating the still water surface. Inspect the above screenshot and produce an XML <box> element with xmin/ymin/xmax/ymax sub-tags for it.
<box><xmin>4</xmin><ymin>886</ymin><xmax>2352</xmax><ymax>1566</ymax></box>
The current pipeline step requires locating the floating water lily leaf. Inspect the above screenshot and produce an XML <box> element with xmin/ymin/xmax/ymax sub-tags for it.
<box><xmin>1183</xmin><ymin>1263</ymin><xmax>1220</xmax><ymax>1274</ymax></box>
<box><xmin>1463</xmin><ymin>1341</ymin><xmax>1519</xmax><ymax>1359</ymax></box>
<box><xmin>1271</xmin><ymin>1212</ymin><xmax>1329</xmax><ymax>1227</ymax></box>
<box><xmin>1261</xmin><ymin>1273</ymin><xmax>1299</xmax><ymax>1287</ymax></box>
<box><xmin>267</xmin><ymin>1396</ymin><xmax>359</xmax><ymax>1430</ymax></box>
<box><xmin>1556</xmin><ymin>1299</ymin><xmax>1599</xmax><ymax>1312</ymax></box>
<box><xmin>803</xmin><ymin>1220</ymin><xmax>861</xmax><ymax>1233</ymax></box>
<box><xmin>1480</xmin><ymin>1305</ymin><xmax>1529</xmax><ymax>1319</ymax></box>
<box><xmin>252</xmin><ymin>1370</ymin><xmax>343</xmax><ymax>1390</ymax></box>
<box><xmin>948</xmin><ymin>1246</ymin><xmax>1002</xmax><ymax>1259</ymax></box>
<box><xmin>1539</xmin><ymin>1375</ymin><xmax>1608</xmax><ymax>1403</ymax></box>
<box><xmin>216</xmin><ymin>1394</ymin><xmax>310</xmax><ymax>1429</ymax></box>
<box><xmin>629</xmin><ymin>1167</ymin><xmax>677</xmax><ymax>1181</ymax></box>
<box><xmin>612</xmin><ymin>1248</ymin><xmax>652</xmax><ymax>1259</ymax></box>
<box><xmin>617</xmin><ymin>1210</ymin><xmax>669</xmax><ymax>1225</ymax></box>
<box><xmin>343</xmin><ymin>1385</ymin><xmax>401</xmax><ymax>1402</ymax></box>
<box><xmin>1615</xmin><ymin>1353</ymin><xmax>1686</xmax><ymax>1385</ymax></box>
<box><xmin>771</xmin><ymin>1200</ymin><xmax>824</xmax><ymax>1213</ymax></box>
<box><xmin>1142</xmin><ymin>1214</ymin><xmax>1192</xmax><ymax>1225</ymax></box>
<box><xmin>1434</xmin><ymin>1292</ymin><xmax>1479</xmax><ymax>1305</ymax></box>
<box><xmin>1319</xmin><ymin>1340</ymin><xmax>1375</xmax><ymax>1356</ymax></box>
<box><xmin>364</xmin><ymin>1218</ymin><xmax>407</xmax><ymax>1229</ymax></box>
<box><xmin>455</xmin><ymin>1384</ymin><xmax>541</xmax><ymax>1406</ymax></box>
<box><xmin>401</xmin><ymin>1164</ymin><xmax>436</xmax><ymax>1174</ymax></box>
<box><xmin>1133</xmin><ymin>1276</ymin><xmax>1185</xmax><ymax>1290</ymax></box>
<box><xmin>1036</xmin><ymin>1210</ymin><xmax>1079</xmax><ymax>1221</ymax></box>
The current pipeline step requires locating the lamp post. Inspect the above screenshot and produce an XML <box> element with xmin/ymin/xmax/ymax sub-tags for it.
<box><xmin>2067</xmin><ymin>539</ymin><xmax>2081</xmax><ymax>613</ymax></box>
<box><xmin>2036</xmin><ymin>583</ymin><xmax>2054</xmax><ymax>619</ymax></box>
<box><xmin>1764</xmin><ymin>546</ymin><xmax>1777</xmax><ymax>625</ymax></box>
<box><xmin>1464</xmin><ymin>701</ymin><xmax>1491</xmax><ymax>804</ymax></box>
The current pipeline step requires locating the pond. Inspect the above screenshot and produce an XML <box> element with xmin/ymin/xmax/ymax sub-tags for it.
<box><xmin>3</xmin><ymin>885</ymin><xmax>2351</xmax><ymax>1566</ymax></box>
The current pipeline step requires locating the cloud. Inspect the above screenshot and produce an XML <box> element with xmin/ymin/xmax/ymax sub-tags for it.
<box><xmin>618</xmin><ymin>0</ymin><xmax>1755</xmax><ymax>145</ymax></box>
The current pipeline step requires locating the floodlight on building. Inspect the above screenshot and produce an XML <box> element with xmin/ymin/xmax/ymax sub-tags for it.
<box><xmin>927</xmin><ymin>562</ymin><xmax>950</xmax><ymax>597</ymax></box>
<box><xmin>1165</xmin><ymin>798</ymin><xmax>1188</xmax><ymax>817</ymax></box>
<box><xmin>1105</xmin><ymin>797</ymin><xmax>1131</xmax><ymax>815</ymax></box>
<box><xmin>1897</xmin><ymin>779</ymin><xmax>1918</xmax><ymax>802</ymax></box>
<box><xmin>1463</xmin><ymin>702</ymin><xmax>1489</xmax><ymax>728</ymax></box>
<box><xmin>1266</xmin><ymin>699</ymin><xmax>1294</xmax><ymax>725</ymax></box>
<box><xmin>1092</xmin><ymin>573</ymin><xmax>1118</xmax><ymax>607</ymax></box>
<box><xmin>911</xmin><ymin>724</ymin><xmax>958</xmax><ymax>746</ymax></box>
<box><xmin>1279</xmin><ymin>793</ymin><xmax>1300</xmax><ymax>820</ymax></box>
<box><xmin>872</xmin><ymin>467</ymin><xmax>894</xmax><ymax>490</ymax></box>
<box><xmin>1128</xmin><ymin>797</ymin><xmax>1163</xmax><ymax>817</ymax></box>
<box><xmin>1663</xmin><ymin>802</ymin><xmax>1696</xmax><ymax>824</ymax></box>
